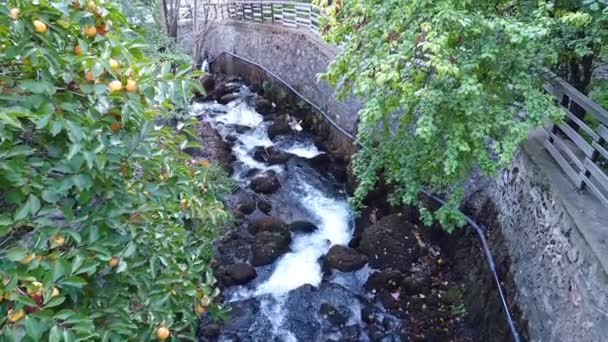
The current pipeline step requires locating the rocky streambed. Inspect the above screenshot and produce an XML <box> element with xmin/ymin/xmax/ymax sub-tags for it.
<box><xmin>190</xmin><ymin>74</ymin><xmax>514</xmax><ymax>342</ymax></box>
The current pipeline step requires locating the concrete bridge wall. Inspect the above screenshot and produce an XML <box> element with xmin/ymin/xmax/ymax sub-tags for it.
<box><xmin>180</xmin><ymin>20</ymin><xmax>608</xmax><ymax>342</ymax></box>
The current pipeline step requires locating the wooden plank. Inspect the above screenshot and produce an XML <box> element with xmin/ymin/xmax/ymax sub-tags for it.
<box><xmin>548</xmin><ymin>131</ymin><xmax>584</xmax><ymax>171</ymax></box>
<box><xmin>557</xmin><ymin>122</ymin><xmax>595</xmax><ymax>158</ymax></box>
<box><xmin>592</xmin><ymin>141</ymin><xmax>608</xmax><ymax>162</ymax></box>
<box><xmin>544</xmin><ymin>139</ymin><xmax>583</xmax><ymax>188</ymax></box>
<box><xmin>546</xmin><ymin>73</ymin><xmax>608</xmax><ymax>126</ymax></box>
<box><xmin>600</xmin><ymin>125</ymin><xmax>608</xmax><ymax>142</ymax></box>
<box><xmin>584</xmin><ymin>158</ymin><xmax>608</xmax><ymax>192</ymax></box>
<box><xmin>581</xmin><ymin>175</ymin><xmax>608</xmax><ymax>207</ymax></box>
<box><xmin>561</xmin><ymin>107</ymin><xmax>600</xmax><ymax>142</ymax></box>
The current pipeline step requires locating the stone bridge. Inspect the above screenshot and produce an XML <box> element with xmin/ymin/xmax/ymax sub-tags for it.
<box><xmin>177</xmin><ymin>2</ymin><xmax>608</xmax><ymax>341</ymax></box>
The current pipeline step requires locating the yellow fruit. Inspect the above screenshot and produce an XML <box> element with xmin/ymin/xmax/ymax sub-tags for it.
<box><xmin>85</xmin><ymin>71</ymin><xmax>95</xmax><ymax>82</ymax></box>
<box><xmin>50</xmin><ymin>235</ymin><xmax>65</xmax><ymax>247</ymax></box>
<box><xmin>87</xmin><ymin>0</ymin><xmax>96</xmax><ymax>11</ymax></box>
<box><xmin>10</xmin><ymin>8</ymin><xmax>20</xmax><ymax>20</ymax></box>
<box><xmin>195</xmin><ymin>304</ymin><xmax>206</xmax><ymax>316</ymax></box>
<box><xmin>200</xmin><ymin>295</ymin><xmax>211</xmax><ymax>307</ymax></box>
<box><xmin>21</xmin><ymin>254</ymin><xmax>33</xmax><ymax>265</ymax></box>
<box><xmin>27</xmin><ymin>281</ymin><xmax>43</xmax><ymax>295</ymax></box>
<box><xmin>108</xmin><ymin>257</ymin><xmax>120</xmax><ymax>268</ymax></box>
<box><xmin>7</xmin><ymin>309</ymin><xmax>25</xmax><ymax>323</ymax></box>
<box><xmin>109</xmin><ymin>58</ymin><xmax>120</xmax><ymax>70</ymax></box>
<box><xmin>125</xmin><ymin>79</ymin><xmax>137</xmax><ymax>92</ymax></box>
<box><xmin>108</xmin><ymin>80</ymin><xmax>122</xmax><ymax>92</ymax></box>
<box><xmin>156</xmin><ymin>326</ymin><xmax>170</xmax><ymax>340</ymax></box>
<box><xmin>51</xmin><ymin>287</ymin><xmax>60</xmax><ymax>298</ymax></box>
<box><xmin>33</xmin><ymin>20</ymin><xmax>47</xmax><ymax>33</ymax></box>
<box><xmin>73</xmin><ymin>45</ymin><xmax>83</xmax><ymax>55</ymax></box>
<box><xmin>84</xmin><ymin>25</ymin><xmax>97</xmax><ymax>38</ymax></box>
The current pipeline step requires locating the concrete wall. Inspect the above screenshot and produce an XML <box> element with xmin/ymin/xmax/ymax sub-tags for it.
<box><xmin>182</xmin><ymin>20</ymin><xmax>608</xmax><ymax>341</ymax></box>
<box><xmin>185</xmin><ymin>21</ymin><xmax>361</xmax><ymax>136</ymax></box>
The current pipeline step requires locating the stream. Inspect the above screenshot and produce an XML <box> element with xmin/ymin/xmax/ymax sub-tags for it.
<box><xmin>192</xmin><ymin>83</ymin><xmax>407</xmax><ymax>341</ymax></box>
<box><xmin>190</xmin><ymin>75</ymin><xmax>515</xmax><ymax>342</ymax></box>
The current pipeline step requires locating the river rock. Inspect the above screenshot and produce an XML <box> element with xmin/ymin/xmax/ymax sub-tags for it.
<box><xmin>229</xmin><ymin>124</ymin><xmax>251</xmax><ymax>134</ymax></box>
<box><xmin>250</xmin><ymin>174</ymin><xmax>281</xmax><ymax>194</ymax></box>
<box><xmin>252</xmin><ymin>146</ymin><xmax>292</xmax><ymax>165</ymax></box>
<box><xmin>235</xmin><ymin>193</ymin><xmax>256</xmax><ymax>215</ymax></box>
<box><xmin>257</xmin><ymin>198</ymin><xmax>272</xmax><ymax>214</ymax></box>
<box><xmin>268</xmin><ymin>114</ymin><xmax>293</xmax><ymax>139</ymax></box>
<box><xmin>357</xmin><ymin>214</ymin><xmax>420</xmax><ymax>273</ymax></box>
<box><xmin>319</xmin><ymin>303</ymin><xmax>348</xmax><ymax>326</ymax></box>
<box><xmin>200</xmin><ymin>74</ymin><xmax>215</xmax><ymax>93</ymax></box>
<box><xmin>218</xmin><ymin>93</ymin><xmax>240</xmax><ymax>105</ymax></box>
<box><xmin>400</xmin><ymin>275</ymin><xmax>431</xmax><ymax>296</ymax></box>
<box><xmin>324</xmin><ymin>245</ymin><xmax>369</xmax><ymax>272</ymax></box>
<box><xmin>216</xmin><ymin>263</ymin><xmax>257</xmax><ymax>287</ymax></box>
<box><xmin>252</xmin><ymin>230</ymin><xmax>291</xmax><ymax>266</ymax></box>
<box><xmin>309</xmin><ymin>154</ymin><xmax>347</xmax><ymax>182</ymax></box>
<box><xmin>248</xmin><ymin>217</ymin><xmax>287</xmax><ymax>234</ymax></box>
<box><xmin>215</xmin><ymin>81</ymin><xmax>241</xmax><ymax>98</ymax></box>
<box><xmin>214</xmin><ymin>230</ymin><xmax>253</xmax><ymax>265</ymax></box>
<box><xmin>364</xmin><ymin>270</ymin><xmax>404</xmax><ymax>293</ymax></box>
<box><xmin>289</xmin><ymin>221</ymin><xmax>318</xmax><ymax>233</ymax></box>
<box><xmin>254</xmin><ymin>96</ymin><xmax>274</xmax><ymax>115</ymax></box>
<box><xmin>199</xmin><ymin>323</ymin><xmax>221</xmax><ymax>339</ymax></box>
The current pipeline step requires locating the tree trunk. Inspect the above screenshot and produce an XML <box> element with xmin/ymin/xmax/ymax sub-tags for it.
<box><xmin>168</xmin><ymin>0</ymin><xmax>181</xmax><ymax>38</ymax></box>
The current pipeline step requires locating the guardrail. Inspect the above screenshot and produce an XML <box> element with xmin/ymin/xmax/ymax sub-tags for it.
<box><xmin>544</xmin><ymin>75</ymin><xmax>608</xmax><ymax>206</ymax></box>
<box><xmin>191</xmin><ymin>0</ymin><xmax>325</xmax><ymax>35</ymax></box>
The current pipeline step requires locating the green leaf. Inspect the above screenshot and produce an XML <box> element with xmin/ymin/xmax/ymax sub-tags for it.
<box><xmin>61</xmin><ymin>276</ymin><xmax>87</xmax><ymax>288</ymax></box>
<box><xmin>25</xmin><ymin>315</ymin><xmax>44</xmax><ymax>340</ymax></box>
<box><xmin>6</xmin><ymin>246</ymin><xmax>26</xmax><ymax>262</ymax></box>
<box><xmin>19</xmin><ymin>79</ymin><xmax>56</xmax><ymax>96</ymax></box>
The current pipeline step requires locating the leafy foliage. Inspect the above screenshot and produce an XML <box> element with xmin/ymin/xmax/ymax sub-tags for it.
<box><xmin>318</xmin><ymin>0</ymin><xmax>573</xmax><ymax>229</ymax></box>
<box><xmin>0</xmin><ymin>0</ymin><xmax>230</xmax><ymax>340</ymax></box>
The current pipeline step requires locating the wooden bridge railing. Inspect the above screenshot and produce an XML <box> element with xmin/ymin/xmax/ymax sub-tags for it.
<box><xmin>544</xmin><ymin>74</ymin><xmax>608</xmax><ymax>206</ymax></box>
<box><xmin>190</xmin><ymin>0</ymin><xmax>326</xmax><ymax>36</ymax></box>
<box><xmin>185</xmin><ymin>1</ymin><xmax>608</xmax><ymax>207</ymax></box>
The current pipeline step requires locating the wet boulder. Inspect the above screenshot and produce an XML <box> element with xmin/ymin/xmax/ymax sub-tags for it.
<box><xmin>364</xmin><ymin>270</ymin><xmax>404</xmax><ymax>293</ymax></box>
<box><xmin>250</xmin><ymin>174</ymin><xmax>281</xmax><ymax>194</ymax></box>
<box><xmin>200</xmin><ymin>74</ymin><xmax>215</xmax><ymax>93</ymax></box>
<box><xmin>252</xmin><ymin>146</ymin><xmax>292</xmax><ymax>165</ymax></box>
<box><xmin>254</xmin><ymin>96</ymin><xmax>274</xmax><ymax>115</ymax></box>
<box><xmin>400</xmin><ymin>275</ymin><xmax>432</xmax><ymax>296</ymax></box>
<box><xmin>214</xmin><ymin>81</ymin><xmax>241</xmax><ymax>98</ymax></box>
<box><xmin>319</xmin><ymin>303</ymin><xmax>348</xmax><ymax>326</ymax></box>
<box><xmin>357</xmin><ymin>214</ymin><xmax>420</xmax><ymax>273</ymax></box>
<box><xmin>248</xmin><ymin>217</ymin><xmax>287</xmax><ymax>235</ymax></box>
<box><xmin>252</xmin><ymin>230</ymin><xmax>291</xmax><ymax>266</ymax></box>
<box><xmin>218</xmin><ymin>93</ymin><xmax>240</xmax><ymax>105</ymax></box>
<box><xmin>257</xmin><ymin>199</ymin><xmax>272</xmax><ymax>214</ymax></box>
<box><xmin>215</xmin><ymin>263</ymin><xmax>257</xmax><ymax>287</ymax></box>
<box><xmin>268</xmin><ymin>114</ymin><xmax>293</xmax><ymax>139</ymax></box>
<box><xmin>324</xmin><ymin>245</ymin><xmax>369</xmax><ymax>272</ymax></box>
<box><xmin>214</xmin><ymin>230</ymin><xmax>253</xmax><ymax>265</ymax></box>
<box><xmin>235</xmin><ymin>193</ymin><xmax>256</xmax><ymax>215</ymax></box>
<box><xmin>289</xmin><ymin>221</ymin><xmax>318</xmax><ymax>234</ymax></box>
<box><xmin>199</xmin><ymin>323</ymin><xmax>221</xmax><ymax>340</ymax></box>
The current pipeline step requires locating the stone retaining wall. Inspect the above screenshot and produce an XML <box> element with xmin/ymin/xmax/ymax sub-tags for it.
<box><xmin>182</xmin><ymin>21</ymin><xmax>361</xmax><ymax>136</ymax></box>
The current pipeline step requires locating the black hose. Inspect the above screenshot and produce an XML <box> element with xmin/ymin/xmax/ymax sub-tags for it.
<box><xmin>421</xmin><ymin>191</ymin><xmax>521</xmax><ymax>342</ymax></box>
<box><xmin>207</xmin><ymin>50</ymin><xmax>521</xmax><ymax>342</ymax></box>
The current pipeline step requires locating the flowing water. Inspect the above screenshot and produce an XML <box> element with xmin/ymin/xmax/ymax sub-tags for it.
<box><xmin>193</xmin><ymin>86</ymin><xmax>406</xmax><ymax>341</ymax></box>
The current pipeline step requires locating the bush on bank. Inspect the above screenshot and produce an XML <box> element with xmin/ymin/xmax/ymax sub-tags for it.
<box><xmin>0</xmin><ymin>0</ymin><xmax>230</xmax><ymax>340</ymax></box>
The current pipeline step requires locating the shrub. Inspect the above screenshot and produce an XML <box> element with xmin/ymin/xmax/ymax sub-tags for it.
<box><xmin>0</xmin><ymin>0</ymin><xmax>230</xmax><ymax>340</ymax></box>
